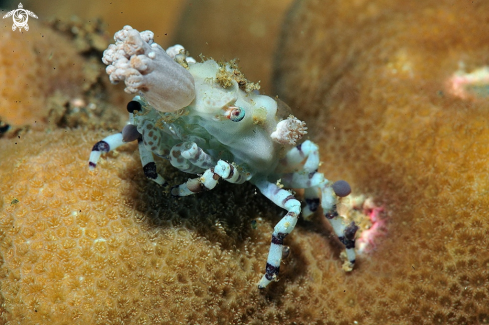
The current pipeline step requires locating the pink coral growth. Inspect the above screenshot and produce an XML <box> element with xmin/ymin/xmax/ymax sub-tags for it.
<box><xmin>356</xmin><ymin>198</ymin><xmax>387</xmax><ymax>254</ymax></box>
<box><xmin>447</xmin><ymin>66</ymin><xmax>489</xmax><ymax>100</ymax></box>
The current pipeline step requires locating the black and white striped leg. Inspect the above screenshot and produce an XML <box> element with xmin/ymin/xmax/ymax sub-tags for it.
<box><xmin>303</xmin><ymin>187</ymin><xmax>320</xmax><ymax>220</ymax></box>
<box><xmin>89</xmin><ymin>133</ymin><xmax>125</xmax><ymax>170</ymax></box>
<box><xmin>281</xmin><ymin>169</ymin><xmax>323</xmax><ymax>221</ymax></box>
<box><xmin>170</xmin><ymin>168</ymin><xmax>219</xmax><ymax>197</ymax></box>
<box><xmin>213</xmin><ymin>160</ymin><xmax>248</xmax><ymax>184</ymax></box>
<box><xmin>179</xmin><ymin>142</ymin><xmax>216</xmax><ymax>169</ymax></box>
<box><xmin>169</xmin><ymin>143</ymin><xmax>207</xmax><ymax>174</ymax></box>
<box><xmin>170</xmin><ymin>160</ymin><xmax>249</xmax><ymax>197</ymax></box>
<box><xmin>321</xmin><ymin>184</ymin><xmax>358</xmax><ymax>267</ymax></box>
<box><xmin>278</xmin><ymin>140</ymin><xmax>319</xmax><ymax>173</ymax></box>
<box><xmin>279</xmin><ymin>140</ymin><xmax>322</xmax><ymax>220</ymax></box>
<box><xmin>283</xmin><ymin>172</ymin><xmax>357</xmax><ymax>267</ymax></box>
<box><xmin>138</xmin><ymin>137</ymin><xmax>167</xmax><ymax>186</ymax></box>
<box><xmin>253</xmin><ymin>179</ymin><xmax>301</xmax><ymax>289</ymax></box>
<box><xmin>280</xmin><ymin>139</ymin><xmax>357</xmax><ymax>267</ymax></box>
<box><xmin>280</xmin><ymin>169</ymin><xmax>323</xmax><ymax>221</ymax></box>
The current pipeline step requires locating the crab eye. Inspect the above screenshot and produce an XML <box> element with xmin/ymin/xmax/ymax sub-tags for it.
<box><xmin>225</xmin><ymin>106</ymin><xmax>245</xmax><ymax>122</ymax></box>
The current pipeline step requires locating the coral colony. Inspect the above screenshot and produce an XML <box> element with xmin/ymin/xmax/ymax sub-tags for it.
<box><xmin>89</xmin><ymin>26</ymin><xmax>358</xmax><ymax>288</ymax></box>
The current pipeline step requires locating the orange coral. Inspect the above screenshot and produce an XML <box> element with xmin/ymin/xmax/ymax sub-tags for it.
<box><xmin>1</xmin><ymin>128</ymin><xmax>358</xmax><ymax>324</ymax></box>
<box><xmin>3</xmin><ymin>0</ymin><xmax>489</xmax><ymax>323</ymax></box>
<box><xmin>0</xmin><ymin>18</ymin><xmax>132</xmax><ymax>134</ymax></box>
<box><xmin>275</xmin><ymin>0</ymin><xmax>489</xmax><ymax>323</ymax></box>
<box><xmin>0</xmin><ymin>20</ymin><xmax>88</xmax><ymax>126</ymax></box>
<box><xmin>0</xmin><ymin>129</ymin><xmax>258</xmax><ymax>324</ymax></box>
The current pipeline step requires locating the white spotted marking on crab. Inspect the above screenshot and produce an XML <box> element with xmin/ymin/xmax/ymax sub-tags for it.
<box><xmin>89</xmin><ymin>25</ymin><xmax>359</xmax><ymax>289</ymax></box>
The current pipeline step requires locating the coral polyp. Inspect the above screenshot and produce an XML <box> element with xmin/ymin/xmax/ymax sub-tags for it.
<box><xmin>89</xmin><ymin>26</ymin><xmax>358</xmax><ymax>288</ymax></box>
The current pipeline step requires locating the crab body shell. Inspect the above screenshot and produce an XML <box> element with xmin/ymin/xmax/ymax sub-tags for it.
<box><xmin>135</xmin><ymin>59</ymin><xmax>296</xmax><ymax>180</ymax></box>
<box><xmin>90</xmin><ymin>26</ymin><xmax>357</xmax><ymax>289</ymax></box>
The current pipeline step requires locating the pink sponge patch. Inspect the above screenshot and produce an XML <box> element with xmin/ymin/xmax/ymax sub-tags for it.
<box><xmin>356</xmin><ymin>198</ymin><xmax>387</xmax><ymax>254</ymax></box>
<box><xmin>447</xmin><ymin>66</ymin><xmax>489</xmax><ymax>100</ymax></box>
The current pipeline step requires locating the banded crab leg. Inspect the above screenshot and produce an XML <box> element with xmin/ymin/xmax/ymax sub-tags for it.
<box><xmin>322</xmin><ymin>181</ymin><xmax>358</xmax><ymax>267</ymax></box>
<box><xmin>169</xmin><ymin>142</ymin><xmax>215</xmax><ymax>174</ymax></box>
<box><xmin>137</xmin><ymin>136</ymin><xmax>168</xmax><ymax>186</ymax></box>
<box><xmin>257</xmin><ymin>140</ymin><xmax>357</xmax><ymax>289</ymax></box>
<box><xmin>278</xmin><ymin>140</ymin><xmax>321</xmax><ymax>219</ymax></box>
<box><xmin>89</xmin><ymin>133</ymin><xmax>125</xmax><ymax>170</ymax></box>
<box><xmin>171</xmin><ymin>159</ymin><xmax>249</xmax><ymax>197</ymax></box>
<box><xmin>89</xmin><ymin>99</ymin><xmax>167</xmax><ymax>186</ymax></box>
<box><xmin>252</xmin><ymin>179</ymin><xmax>302</xmax><ymax>289</ymax></box>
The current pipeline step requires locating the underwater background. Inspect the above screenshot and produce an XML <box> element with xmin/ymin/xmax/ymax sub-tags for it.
<box><xmin>1</xmin><ymin>0</ymin><xmax>489</xmax><ymax>324</ymax></box>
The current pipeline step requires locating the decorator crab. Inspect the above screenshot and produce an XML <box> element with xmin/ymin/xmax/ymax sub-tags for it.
<box><xmin>89</xmin><ymin>26</ymin><xmax>358</xmax><ymax>289</ymax></box>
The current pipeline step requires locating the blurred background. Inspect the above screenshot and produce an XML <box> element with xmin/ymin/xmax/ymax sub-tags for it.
<box><xmin>3</xmin><ymin>0</ymin><xmax>294</xmax><ymax>94</ymax></box>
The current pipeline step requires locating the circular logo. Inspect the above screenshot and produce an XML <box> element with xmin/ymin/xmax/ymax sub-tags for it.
<box><xmin>13</xmin><ymin>9</ymin><xmax>28</xmax><ymax>28</ymax></box>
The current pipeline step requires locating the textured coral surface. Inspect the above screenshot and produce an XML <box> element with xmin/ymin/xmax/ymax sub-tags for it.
<box><xmin>275</xmin><ymin>0</ymin><xmax>489</xmax><ymax>323</ymax></box>
<box><xmin>3</xmin><ymin>0</ymin><xmax>489</xmax><ymax>323</ymax></box>
<box><xmin>0</xmin><ymin>20</ymin><xmax>87</xmax><ymax>126</ymax></box>
<box><xmin>0</xmin><ymin>17</ymin><xmax>130</xmax><ymax>134</ymax></box>
<box><xmin>0</xmin><ymin>129</ymin><xmax>261</xmax><ymax>324</ymax></box>
<box><xmin>0</xmin><ymin>128</ymin><xmax>355</xmax><ymax>324</ymax></box>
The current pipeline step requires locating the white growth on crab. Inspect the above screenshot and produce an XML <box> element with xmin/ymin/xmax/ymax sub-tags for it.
<box><xmin>103</xmin><ymin>25</ymin><xmax>195</xmax><ymax>112</ymax></box>
<box><xmin>271</xmin><ymin>116</ymin><xmax>307</xmax><ymax>145</ymax></box>
<box><xmin>90</xmin><ymin>26</ymin><xmax>359</xmax><ymax>290</ymax></box>
<box><xmin>165</xmin><ymin>44</ymin><xmax>197</xmax><ymax>64</ymax></box>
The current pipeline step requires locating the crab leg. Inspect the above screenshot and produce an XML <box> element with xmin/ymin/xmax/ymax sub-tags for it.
<box><xmin>278</xmin><ymin>140</ymin><xmax>319</xmax><ymax>173</ymax></box>
<box><xmin>171</xmin><ymin>169</ymin><xmax>218</xmax><ymax>196</ymax></box>
<box><xmin>280</xmin><ymin>170</ymin><xmax>323</xmax><ymax>220</ymax></box>
<box><xmin>252</xmin><ymin>179</ymin><xmax>302</xmax><ymax>289</ymax></box>
<box><xmin>180</xmin><ymin>142</ymin><xmax>216</xmax><ymax>169</ymax></box>
<box><xmin>321</xmin><ymin>184</ymin><xmax>358</xmax><ymax>267</ymax></box>
<box><xmin>169</xmin><ymin>142</ymin><xmax>215</xmax><ymax>173</ymax></box>
<box><xmin>88</xmin><ymin>133</ymin><xmax>125</xmax><ymax>170</ymax></box>
<box><xmin>302</xmin><ymin>187</ymin><xmax>320</xmax><ymax>220</ymax></box>
<box><xmin>138</xmin><ymin>137</ymin><xmax>167</xmax><ymax>186</ymax></box>
<box><xmin>280</xmin><ymin>140</ymin><xmax>358</xmax><ymax>269</ymax></box>
<box><xmin>213</xmin><ymin>160</ymin><xmax>248</xmax><ymax>184</ymax></box>
<box><xmin>171</xmin><ymin>160</ymin><xmax>248</xmax><ymax>196</ymax></box>
<box><xmin>285</xmin><ymin>175</ymin><xmax>357</xmax><ymax>268</ymax></box>
<box><xmin>284</xmin><ymin>181</ymin><xmax>357</xmax><ymax>269</ymax></box>
<box><xmin>169</xmin><ymin>146</ymin><xmax>205</xmax><ymax>174</ymax></box>
<box><xmin>278</xmin><ymin>140</ymin><xmax>322</xmax><ymax>219</ymax></box>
